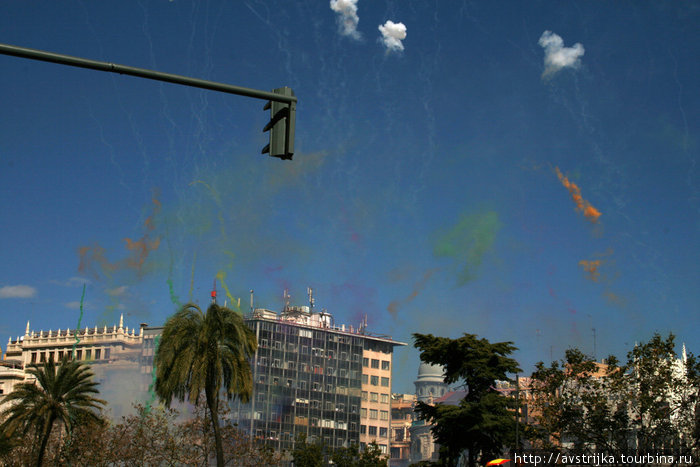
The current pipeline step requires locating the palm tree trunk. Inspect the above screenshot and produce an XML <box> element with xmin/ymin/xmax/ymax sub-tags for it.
<box><xmin>205</xmin><ymin>386</ymin><xmax>224</xmax><ymax>467</ymax></box>
<box><xmin>36</xmin><ymin>414</ymin><xmax>56</xmax><ymax>467</ymax></box>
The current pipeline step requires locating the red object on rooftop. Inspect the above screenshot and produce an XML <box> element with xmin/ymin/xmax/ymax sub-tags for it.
<box><xmin>211</xmin><ymin>290</ymin><xmax>217</xmax><ymax>298</ymax></box>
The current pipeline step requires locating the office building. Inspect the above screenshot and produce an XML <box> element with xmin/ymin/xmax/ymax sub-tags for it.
<box><xmin>232</xmin><ymin>300</ymin><xmax>406</xmax><ymax>455</ymax></box>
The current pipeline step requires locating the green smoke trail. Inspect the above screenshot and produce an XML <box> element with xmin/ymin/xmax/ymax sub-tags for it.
<box><xmin>144</xmin><ymin>334</ymin><xmax>161</xmax><ymax>415</ymax></box>
<box><xmin>433</xmin><ymin>211</ymin><xmax>501</xmax><ymax>285</ymax></box>
<box><xmin>71</xmin><ymin>284</ymin><xmax>86</xmax><ymax>359</ymax></box>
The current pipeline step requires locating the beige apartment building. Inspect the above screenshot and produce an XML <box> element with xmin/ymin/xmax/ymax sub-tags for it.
<box><xmin>360</xmin><ymin>339</ymin><xmax>396</xmax><ymax>454</ymax></box>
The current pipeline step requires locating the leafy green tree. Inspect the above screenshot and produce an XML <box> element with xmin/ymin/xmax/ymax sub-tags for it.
<box><xmin>155</xmin><ymin>302</ymin><xmax>258</xmax><ymax>467</ymax></box>
<box><xmin>331</xmin><ymin>441</ymin><xmax>387</xmax><ymax>466</ymax></box>
<box><xmin>292</xmin><ymin>433</ymin><xmax>324</xmax><ymax>467</ymax></box>
<box><xmin>529</xmin><ymin>349</ymin><xmax>630</xmax><ymax>453</ymax></box>
<box><xmin>0</xmin><ymin>357</ymin><xmax>105</xmax><ymax>466</ymax></box>
<box><xmin>628</xmin><ymin>333</ymin><xmax>699</xmax><ymax>452</ymax></box>
<box><xmin>413</xmin><ymin>333</ymin><xmax>521</xmax><ymax>467</ymax></box>
<box><xmin>529</xmin><ymin>334</ymin><xmax>699</xmax><ymax>456</ymax></box>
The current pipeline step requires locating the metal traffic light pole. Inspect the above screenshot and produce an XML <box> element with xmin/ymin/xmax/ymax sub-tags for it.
<box><xmin>0</xmin><ymin>42</ymin><xmax>297</xmax><ymax>159</ymax></box>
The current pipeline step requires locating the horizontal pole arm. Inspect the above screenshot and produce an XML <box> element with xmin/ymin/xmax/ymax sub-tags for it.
<box><xmin>0</xmin><ymin>43</ymin><xmax>296</xmax><ymax>104</ymax></box>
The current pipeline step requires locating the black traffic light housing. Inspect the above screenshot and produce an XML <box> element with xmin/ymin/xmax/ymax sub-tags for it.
<box><xmin>262</xmin><ymin>86</ymin><xmax>296</xmax><ymax>160</ymax></box>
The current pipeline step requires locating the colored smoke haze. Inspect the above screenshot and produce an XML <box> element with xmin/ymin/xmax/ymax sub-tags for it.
<box><xmin>579</xmin><ymin>259</ymin><xmax>602</xmax><ymax>282</ymax></box>
<box><xmin>555</xmin><ymin>167</ymin><xmax>601</xmax><ymax>223</ymax></box>
<box><xmin>387</xmin><ymin>268</ymin><xmax>438</xmax><ymax>318</ymax></box>
<box><xmin>78</xmin><ymin>194</ymin><xmax>162</xmax><ymax>280</ymax></box>
<box><xmin>433</xmin><ymin>211</ymin><xmax>501</xmax><ymax>285</ymax></box>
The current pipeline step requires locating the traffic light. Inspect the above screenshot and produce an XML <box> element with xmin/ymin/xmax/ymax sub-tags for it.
<box><xmin>262</xmin><ymin>86</ymin><xmax>296</xmax><ymax>160</ymax></box>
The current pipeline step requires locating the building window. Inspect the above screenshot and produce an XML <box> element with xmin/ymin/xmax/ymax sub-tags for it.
<box><xmin>86</xmin><ymin>349</ymin><xmax>92</xmax><ymax>360</ymax></box>
<box><xmin>381</xmin><ymin>377</ymin><xmax>389</xmax><ymax>387</ymax></box>
<box><xmin>380</xmin><ymin>427</ymin><xmax>388</xmax><ymax>437</ymax></box>
<box><xmin>259</xmin><ymin>357</ymin><xmax>268</xmax><ymax>366</ymax></box>
<box><xmin>362</xmin><ymin>374</ymin><xmax>369</xmax><ymax>384</ymax></box>
<box><xmin>371</xmin><ymin>359</ymin><xmax>379</xmax><ymax>369</ymax></box>
<box><xmin>363</xmin><ymin>357</ymin><xmax>369</xmax><ymax>367</ymax></box>
<box><xmin>351</xmin><ymin>404</ymin><xmax>358</xmax><ymax>413</ymax></box>
<box><xmin>272</xmin><ymin>359</ymin><xmax>280</xmax><ymax>368</ymax></box>
<box><xmin>370</xmin><ymin>375</ymin><xmax>378</xmax><ymax>386</ymax></box>
<box><xmin>381</xmin><ymin>360</ymin><xmax>390</xmax><ymax>370</ymax></box>
<box><xmin>302</xmin><ymin>345</ymin><xmax>309</xmax><ymax>354</ymax></box>
<box><xmin>369</xmin><ymin>409</ymin><xmax>378</xmax><ymax>420</ymax></box>
<box><xmin>260</xmin><ymin>338</ymin><xmax>268</xmax><ymax>347</ymax></box>
<box><xmin>380</xmin><ymin>410</ymin><xmax>388</xmax><ymax>421</ymax></box>
<box><xmin>350</xmin><ymin>422</ymin><xmax>357</xmax><ymax>431</ymax></box>
<box><xmin>361</xmin><ymin>408</ymin><xmax>367</xmax><ymax>418</ymax></box>
<box><xmin>380</xmin><ymin>393</ymin><xmax>389</xmax><ymax>404</ymax></box>
<box><xmin>361</xmin><ymin>391</ymin><xmax>368</xmax><ymax>401</ymax></box>
<box><xmin>340</xmin><ymin>352</ymin><xmax>347</xmax><ymax>360</ymax></box>
<box><xmin>370</xmin><ymin>392</ymin><xmax>378</xmax><ymax>402</ymax></box>
<box><xmin>369</xmin><ymin>425</ymin><xmax>377</xmax><ymax>435</ymax></box>
<box><xmin>339</xmin><ymin>368</ymin><xmax>346</xmax><ymax>378</ymax></box>
<box><xmin>298</xmin><ymin>380</ymin><xmax>307</xmax><ymax>389</ymax></box>
<box><xmin>360</xmin><ymin>424</ymin><xmax>366</xmax><ymax>434</ymax></box>
<box><xmin>94</xmin><ymin>349</ymin><xmax>101</xmax><ymax>360</ymax></box>
<box><xmin>379</xmin><ymin>444</ymin><xmax>387</xmax><ymax>454</ymax></box>
<box><xmin>75</xmin><ymin>350</ymin><xmax>81</xmax><ymax>361</ymax></box>
<box><xmin>31</xmin><ymin>353</ymin><xmax>37</xmax><ymax>363</ymax></box>
<box><xmin>57</xmin><ymin>351</ymin><xmax>64</xmax><ymax>361</ymax></box>
<box><xmin>258</xmin><ymin>375</ymin><xmax>266</xmax><ymax>384</ymax></box>
<box><xmin>104</xmin><ymin>348</ymin><xmax>110</xmax><ymax>360</ymax></box>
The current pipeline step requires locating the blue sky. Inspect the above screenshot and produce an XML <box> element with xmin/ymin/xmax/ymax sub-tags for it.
<box><xmin>1</xmin><ymin>1</ymin><xmax>698</xmax><ymax>395</ymax></box>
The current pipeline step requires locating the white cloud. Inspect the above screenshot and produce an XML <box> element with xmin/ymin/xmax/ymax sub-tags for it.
<box><xmin>51</xmin><ymin>276</ymin><xmax>91</xmax><ymax>287</ymax></box>
<box><xmin>0</xmin><ymin>285</ymin><xmax>37</xmax><ymax>299</ymax></box>
<box><xmin>378</xmin><ymin>20</ymin><xmax>407</xmax><ymax>52</ymax></box>
<box><xmin>538</xmin><ymin>31</ymin><xmax>584</xmax><ymax>78</ymax></box>
<box><xmin>64</xmin><ymin>301</ymin><xmax>95</xmax><ymax>311</ymax></box>
<box><xmin>106</xmin><ymin>285</ymin><xmax>128</xmax><ymax>297</ymax></box>
<box><xmin>330</xmin><ymin>0</ymin><xmax>360</xmax><ymax>39</ymax></box>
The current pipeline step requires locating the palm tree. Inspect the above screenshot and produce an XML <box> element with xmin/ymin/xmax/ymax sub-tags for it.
<box><xmin>0</xmin><ymin>357</ymin><xmax>105</xmax><ymax>466</ymax></box>
<box><xmin>155</xmin><ymin>302</ymin><xmax>257</xmax><ymax>467</ymax></box>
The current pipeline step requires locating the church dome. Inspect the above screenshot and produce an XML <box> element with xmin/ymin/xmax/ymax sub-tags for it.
<box><xmin>416</xmin><ymin>362</ymin><xmax>444</xmax><ymax>383</ymax></box>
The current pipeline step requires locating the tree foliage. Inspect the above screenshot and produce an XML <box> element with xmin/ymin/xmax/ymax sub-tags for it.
<box><xmin>292</xmin><ymin>433</ymin><xmax>388</xmax><ymax>467</ymax></box>
<box><xmin>529</xmin><ymin>333</ymin><xmax>699</xmax><ymax>456</ymax></box>
<box><xmin>155</xmin><ymin>302</ymin><xmax>257</xmax><ymax>467</ymax></box>
<box><xmin>412</xmin><ymin>333</ymin><xmax>521</xmax><ymax>467</ymax></box>
<box><xmin>0</xmin><ymin>357</ymin><xmax>105</xmax><ymax>466</ymax></box>
<box><xmin>1</xmin><ymin>402</ymin><xmax>283</xmax><ymax>466</ymax></box>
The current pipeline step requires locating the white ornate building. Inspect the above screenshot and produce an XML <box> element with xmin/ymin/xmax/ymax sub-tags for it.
<box><xmin>0</xmin><ymin>315</ymin><xmax>149</xmax><ymax>418</ymax></box>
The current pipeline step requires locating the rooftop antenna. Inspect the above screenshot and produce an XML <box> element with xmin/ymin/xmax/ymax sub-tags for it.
<box><xmin>283</xmin><ymin>288</ymin><xmax>290</xmax><ymax>312</ymax></box>
<box><xmin>250</xmin><ymin>289</ymin><xmax>254</xmax><ymax>314</ymax></box>
<box><xmin>211</xmin><ymin>279</ymin><xmax>217</xmax><ymax>304</ymax></box>
<box><xmin>307</xmin><ymin>287</ymin><xmax>314</xmax><ymax>312</ymax></box>
<box><xmin>592</xmin><ymin>327</ymin><xmax>597</xmax><ymax>361</ymax></box>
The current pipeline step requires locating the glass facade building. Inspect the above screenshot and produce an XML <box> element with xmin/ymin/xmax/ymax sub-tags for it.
<box><xmin>232</xmin><ymin>306</ymin><xmax>405</xmax><ymax>454</ymax></box>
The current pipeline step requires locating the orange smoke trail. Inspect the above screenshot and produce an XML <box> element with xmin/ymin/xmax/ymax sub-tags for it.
<box><xmin>555</xmin><ymin>167</ymin><xmax>601</xmax><ymax>223</ymax></box>
<box><xmin>78</xmin><ymin>193</ymin><xmax>162</xmax><ymax>279</ymax></box>
<box><xmin>387</xmin><ymin>268</ymin><xmax>438</xmax><ymax>318</ymax></box>
<box><xmin>579</xmin><ymin>259</ymin><xmax>602</xmax><ymax>282</ymax></box>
